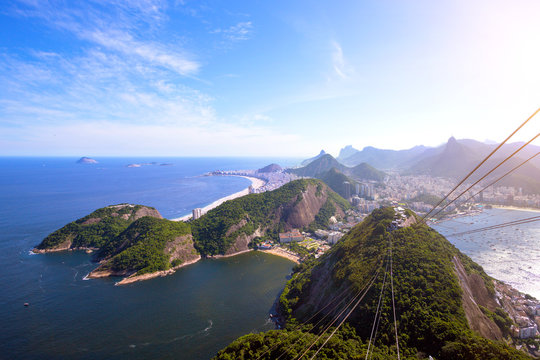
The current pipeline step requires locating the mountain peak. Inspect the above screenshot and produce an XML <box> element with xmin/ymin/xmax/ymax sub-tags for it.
<box><xmin>445</xmin><ymin>136</ymin><xmax>462</xmax><ymax>153</ymax></box>
<box><xmin>319</xmin><ymin>149</ymin><xmax>326</xmax><ymax>155</ymax></box>
<box><xmin>338</xmin><ymin>145</ymin><xmax>360</xmax><ymax>161</ymax></box>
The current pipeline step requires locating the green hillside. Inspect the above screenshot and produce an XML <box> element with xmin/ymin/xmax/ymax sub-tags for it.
<box><xmin>290</xmin><ymin>154</ymin><xmax>346</xmax><ymax>177</ymax></box>
<box><xmin>97</xmin><ymin>217</ymin><xmax>193</xmax><ymax>276</ymax></box>
<box><xmin>191</xmin><ymin>179</ymin><xmax>350</xmax><ymax>255</ymax></box>
<box><xmin>349</xmin><ymin>162</ymin><xmax>386</xmax><ymax>181</ymax></box>
<box><xmin>215</xmin><ymin>208</ymin><xmax>531</xmax><ymax>359</ymax></box>
<box><xmin>35</xmin><ymin>204</ymin><xmax>161</xmax><ymax>250</ymax></box>
<box><xmin>291</xmin><ymin>153</ymin><xmax>386</xmax><ymax>182</ymax></box>
<box><xmin>314</xmin><ymin>167</ymin><xmax>357</xmax><ymax>199</ymax></box>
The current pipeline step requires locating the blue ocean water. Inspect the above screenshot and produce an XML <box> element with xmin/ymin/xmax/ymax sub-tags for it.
<box><xmin>0</xmin><ymin>157</ymin><xmax>299</xmax><ymax>359</ymax></box>
<box><xmin>433</xmin><ymin>208</ymin><xmax>540</xmax><ymax>299</ymax></box>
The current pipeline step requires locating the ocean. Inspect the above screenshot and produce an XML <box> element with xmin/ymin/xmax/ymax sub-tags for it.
<box><xmin>0</xmin><ymin>157</ymin><xmax>299</xmax><ymax>360</ymax></box>
<box><xmin>433</xmin><ymin>208</ymin><xmax>540</xmax><ymax>300</ymax></box>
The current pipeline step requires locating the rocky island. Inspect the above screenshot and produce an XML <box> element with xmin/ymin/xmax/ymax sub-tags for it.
<box><xmin>33</xmin><ymin>204</ymin><xmax>198</xmax><ymax>284</ymax></box>
<box><xmin>76</xmin><ymin>157</ymin><xmax>98</xmax><ymax>164</ymax></box>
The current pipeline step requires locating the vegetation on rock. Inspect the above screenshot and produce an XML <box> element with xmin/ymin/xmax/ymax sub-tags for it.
<box><xmin>36</xmin><ymin>204</ymin><xmax>159</xmax><ymax>250</ymax></box>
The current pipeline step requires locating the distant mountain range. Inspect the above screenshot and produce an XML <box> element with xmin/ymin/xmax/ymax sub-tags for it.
<box><xmin>310</xmin><ymin>137</ymin><xmax>540</xmax><ymax>194</ymax></box>
<box><xmin>289</xmin><ymin>154</ymin><xmax>386</xmax><ymax>182</ymax></box>
<box><xmin>300</xmin><ymin>149</ymin><xmax>327</xmax><ymax>166</ymax></box>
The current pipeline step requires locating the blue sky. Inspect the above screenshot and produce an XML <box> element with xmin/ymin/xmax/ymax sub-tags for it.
<box><xmin>1</xmin><ymin>0</ymin><xmax>540</xmax><ymax>157</ymax></box>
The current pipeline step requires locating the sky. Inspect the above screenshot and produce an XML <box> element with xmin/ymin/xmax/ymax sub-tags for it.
<box><xmin>1</xmin><ymin>0</ymin><xmax>540</xmax><ymax>157</ymax></box>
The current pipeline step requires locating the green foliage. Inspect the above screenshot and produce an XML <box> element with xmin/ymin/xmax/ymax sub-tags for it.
<box><xmin>480</xmin><ymin>306</ymin><xmax>513</xmax><ymax>337</ymax></box>
<box><xmin>308</xmin><ymin>199</ymin><xmax>336</xmax><ymax>232</ymax></box>
<box><xmin>315</xmin><ymin>167</ymin><xmax>357</xmax><ymax>199</ymax></box>
<box><xmin>37</xmin><ymin>204</ymin><xmax>152</xmax><ymax>249</ymax></box>
<box><xmin>289</xmin><ymin>154</ymin><xmax>345</xmax><ymax>177</ymax></box>
<box><xmin>289</xmin><ymin>154</ymin><xmax>386</xmax><ymax>182</ymax></box>
<box><xmin>283</xmin><ymin>242</ymin><xmax>312</xmax><ymax>258</ymax></box>
<box><xmin>192</xmin><ymin>179</ymin><xmax>350</xmax><ymax>256</ymax></box>
<box><xmin>101</xmin><ymin>217</ymin><xmax>191</xmax><ymax>275</ymax></box>
<box><xmin>214</xmin><ymin>325</ymin><xmax>397</xmax><ymax>360</ymax></box>
<box><xmin>171</xmin><ymin>259</ymin><xmax>184</xmax><ymax>267</ymax></box>
<box><xmin>273</xmin><ymin>208</ymin><xmax>532</xmax><ymax>360</ymax></box>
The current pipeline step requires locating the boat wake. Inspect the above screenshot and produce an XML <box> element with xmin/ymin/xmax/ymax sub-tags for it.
<box><xmin>203</xmin><ymin>320</ymin><xmax>213</xmax><ymax>332</ymax></box>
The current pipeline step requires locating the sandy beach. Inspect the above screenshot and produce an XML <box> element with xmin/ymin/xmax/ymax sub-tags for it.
<box><xmin>492</xmin><ymin>205</ymin><xmax>540</xmax><ymax>213</ymax></box>
<box><xmin>171</xmin><ymin>176</ymin><xmax>266</xmax><ymax>222</ymax></box>
<box><xmin>259</xmin><ymin>248</ymin><xmax>300</xmax><ymax>264</ymax></box>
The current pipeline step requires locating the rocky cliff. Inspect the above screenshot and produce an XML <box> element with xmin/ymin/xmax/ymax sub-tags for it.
<box><xmin>191</xmin><ymin>179</ymin><xmax>350</xmax><ymax>256</ymax></box>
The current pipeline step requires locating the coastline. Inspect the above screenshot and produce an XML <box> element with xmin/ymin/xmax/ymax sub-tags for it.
<box><xmin>491</xmin><ymin>205</ymin><xmax>540</xmax><ymax>213</ymax></box>
<box><xmin>207</xmin><ymin>248</ymin><xmax>253</xmax><ymax>259</ymax></box>
<box><xmin>171</xmin><ymin>175</ymin><xmax>266</xmax><ymax>222</ymax></box>
<box><xmin>114</xmin><ymin>256</ymin><xmax>202</xmax><ymax>285</ymax></box>
<box><xmin>259</xmin><ymin>248</ymin><xmax>300</xmax><ymax>264</ymax></box>
<box><xmin>110</xmin><ymin>247</ymin><xmax>299</xmax><ymax>285</ymax></box>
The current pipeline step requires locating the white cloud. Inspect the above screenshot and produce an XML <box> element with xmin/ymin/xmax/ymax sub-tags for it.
<box><xmin>9</xmin><ymin>1</ymin><xmax>199</xmax><ymax>76</ymax></box>
<box><xmin>331</xmin><ymin>40</ymin><xmax>354</xmax><ymax>80</ymax></box>
<box><xmin>83</xmin><ymin>29</ymin><xmax>199</xmax><ymax>76</ymax></box>
<box><xmin>212</xmin><ymin>21</ymin><xmax>253</xmax><ymax>41</ymax></box>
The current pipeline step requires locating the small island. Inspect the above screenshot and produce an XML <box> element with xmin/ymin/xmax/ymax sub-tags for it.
<box><xmin>76</xmin><ymin>157</ymin><xmax>98</xmax><ymax>164</ymax></box>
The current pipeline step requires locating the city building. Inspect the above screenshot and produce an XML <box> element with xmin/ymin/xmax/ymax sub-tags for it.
<box><xmin>192</xmin><ymin>208</ymin><xmax>203</xmax><ymax>220</ymax></box>
<box><xmin>279</xmin><ymin>229</ymin><xmax>304</xmax><ymax>243</ymax></box>
<box><xmin>519</xmin><ymin>324</ymin><xmax>538</xmax><ymax>339</ymax></box>
<box><xmin>327</xmin><ymin>231</ymin><xmax>344</xmax><ymax>244</ymax></box>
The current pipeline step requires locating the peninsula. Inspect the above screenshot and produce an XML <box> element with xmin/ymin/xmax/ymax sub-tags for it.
<box><xmin>34</xmin><ymin>179</ymin><xmax>350</xmax><ymax>284</ymax></box>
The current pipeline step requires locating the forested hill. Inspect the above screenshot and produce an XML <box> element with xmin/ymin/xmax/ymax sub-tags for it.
<box><xmin>191</xmin><ymin>179</ymin><xmax>350</xmax><ymax>255</ymax></box>
<box><xmin>289</xmin><ymin>153</ymin><xmax>386</xmax><ymax>182</ymax></box>
<box><xmin>34</xmin><ymin>204</ymin><xmax>162</xmax><ymax>252</ymax></box>
<box><xmin>314</xmin><ymin>168</ymin><xmax>357</xmax><ymax>199</ymax></box>
<box><xmin>215</xmin><ymin>208</ymin><xmax>531</xmax><ymax>360</ymax></box>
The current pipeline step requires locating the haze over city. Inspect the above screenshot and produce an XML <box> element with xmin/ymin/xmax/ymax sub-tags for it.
<box><xmin>1</xmin><ymin>0</ymin><xmax>540</xmax><ymax>156</ymax></box>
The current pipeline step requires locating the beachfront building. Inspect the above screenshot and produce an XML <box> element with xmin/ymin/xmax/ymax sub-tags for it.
<box><xmin>192</xmin><ymin>208</ymin><xmax>203</xmax><ymax>220</ymax></box>
<box><xmin>279</xmin><ymin>229</ymin><xmax>304</xmax><ymax>243</ymax></box>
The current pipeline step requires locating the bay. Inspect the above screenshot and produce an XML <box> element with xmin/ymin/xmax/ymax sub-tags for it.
<box><xmin>0</xmin><ymin>157</ymin><xmax>298</xmax><ymax>359</ymax></box>
<box><xmin>433</xmin><ymin>207</ymin><xmax>540</xmax><ymax>299</ymax></box>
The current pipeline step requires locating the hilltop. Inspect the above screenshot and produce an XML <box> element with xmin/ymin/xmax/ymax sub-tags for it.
<box><xmin>34</xmin><ymin>204</ymin><xmax>162</xmax><ymax>252</ymax></box>
<box><xmin>300</xmin><ymin>150</ymin><xmax>328</xmax><ymax>166</ymax></box>
<box><xmin>315</xmin><ymin>168</ymin><xmax>358</xmax><ymax>199</ymax></box>
<box><xmin>215</xmin><ymin>208</ymin><xmax>532</xmax><ymax>359</ymax></box>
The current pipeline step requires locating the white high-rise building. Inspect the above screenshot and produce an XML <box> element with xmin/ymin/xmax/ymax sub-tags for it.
<box><xmin>192</xmin><ymin>208</ymin><xmax>203</xmax><ymax>220</ymax></box>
